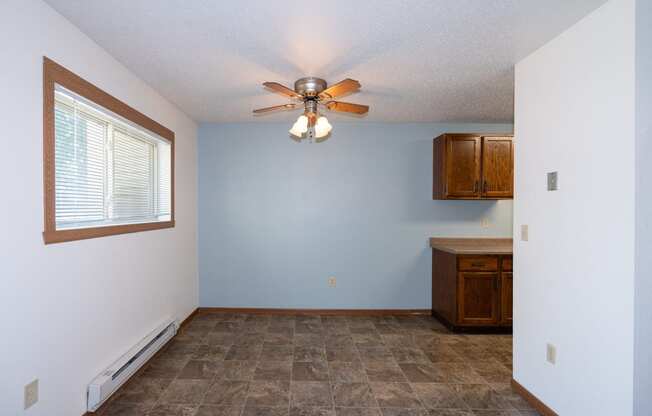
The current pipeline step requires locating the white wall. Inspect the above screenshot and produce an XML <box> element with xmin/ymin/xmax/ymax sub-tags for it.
<box><xmin>635</xmin><ymin>0</ymin><xmax>652</xmax><ymax>414</ymax></box>
<box><xmin>514</xmin><ymin>0</ymin><xmax>635</xmax><ymax>414</ymax></box>
<box><xmin>0</xmin><ymin>1</ymin><xmax>198</xmax><ymax>415</ymax></box>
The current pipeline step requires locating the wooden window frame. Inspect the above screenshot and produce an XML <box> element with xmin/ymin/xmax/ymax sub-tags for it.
<box><xmin>43</xmin><ymin>57</ymin><xmax>175</xmax><ymax>244</ymax></box>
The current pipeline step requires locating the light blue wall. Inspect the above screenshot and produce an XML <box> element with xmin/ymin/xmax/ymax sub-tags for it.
<box><xmin>199</xmin><ymin>122</ymin><xmax>513</xmax><ymax>308</ymax></box>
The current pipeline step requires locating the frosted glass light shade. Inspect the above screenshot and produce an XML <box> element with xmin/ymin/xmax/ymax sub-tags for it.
<box><xmin>314</xmin><ymin>116</ymin><xmax>332</xmax><ymax>138</ymax></box>
<box><xmin>289</xmin><ymin>115</ymin><xmax>309</xmax><ymax>137</ymax></box>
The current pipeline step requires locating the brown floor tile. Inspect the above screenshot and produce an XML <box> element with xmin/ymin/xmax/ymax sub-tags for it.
<box><xmin>327</xmin><ymin>347</ymin><xmax>360</xmax><ymax>362</ymax></box>
<box><xmin>358</xmin><ymin>347</ymin><xmax>395</xmax><ymax>363</ymax></box>
<box><xmin>411</xmin><ymin>383</ymin><xmax>467</xmax><ymax>409</ymax></box>
<box><xmin>203</xmin><ymin>380</ymin><xmax>250</xmax><ymax>405</ymax></box>
<box><xmin>452</xmin><ymin>384</ymin><xmax>513</xmax><ymax>410</ymax></box>
<box><xmin>364</xmin><ymin>362</ymin><xmax>407</xmax><ymax>382</ymax></box>
<box><xmin>242</xmin><ymin>407</ymin><xmax>290</xmax><ymax>416</ymax></box>
<box><xmin>325</xmin><ymin>334</ymin><xmax>355</xmax><ymax>349</ymax></box>
<box><xmin>369</xmin><ymin>382</ymin><xmax>422</xmax><ymax>408</ymax></box>
<box><xmin>114</xmin><ymin>376</ymin><xmax>172</xmax><ymax>405</ymax></box>
<box><xmin>142</xmin><ymin>358</ymin><xmax>188</xmax><ymax>379</ymax></box>
<box><xmin>226</xmin><ymin>346</ymin><xmax>262</xmax><ymax>361</ymax></box>
<box><xmin>159</xmin><ymin>379</ymin><xmax>212</xmax><ymax>404</ymax></box>
<box><xmin>208</xmin><ymin>332</ymin><xmax>237</xmax><ymax>346</ymax></box>
<box><xmin>332</xmin><ymin>382</ymin><xmax>376</xmax><ymax>407</ymax></box>
<box><xmin>380</xmin><ymin>408</ymin><xmax>429</xmax><ymax>416</ymax></box>
<box><xmin>422</xmin><ymin>410</ymin><xmax>474</xmax><ymax>416</ymax></box>
<box><xmin>294</xmin><ymin>346</ymin><xmax>327</xmax><ymax>362</ymax></box>
<box><xmin>290</xmin><ymin>381</ymin><xmax>333</xmax><ymax>407</ymax></box>
<box><xmin>99</xmin><ymin>313</ymin><xmax>515</xmax><ymax>416</ymax></box>
<box><xmin>193</xmin><ymin>345</ymin><xmax>230</xmax><ymax>361</ymax></box>
<box><xmin>214</xmin><ymin>322</ymin><xmax>243</xmax><ymax>333</ymax></box>
<box><xmin>160</xmin><ymin>340</ymin><xmax>201</xmax><ymax>359</ymax></box>
<box><xmin>101</xmin><ymin>402</ymin><xmax>151</xmax><ymax>416</ymax></box>
<box><xmin>255</xmin><ymin>361</ymin><xmax>292</xmax><ymax>381</ymax></box>
<box><xmin>381</xmin><ymin>335</ymin><xmax>416</xmax><ymax>348</ymax></box>
<box><xmin>398</xmin><ymin>363</ymin><xmax>444</xmax><ymax>383</ymax></box>
<box><xmin>421</xmin><ymin>346</ymin><xmax>464</xmax><ymax>364</ymax></box>
<box><xmin>292</xmin><ymin>361</ymin><xmax>330</xmax><ymax>381</ymax></box>
<box><xmin>290</xmin><ymin>407</ymin><xmax>336</xmax><ymax>416</ymax></box>
<box><xmin>329</xmin><ymin>361</ymin><xmax>367</xmax><ymax>382</ymax></box>
<box><xmin>246</xmin><ymin>380</ymin><xmax>290</xmax><ymax>407</ymax></box>
<box><xmin>352</xmin><ymin>333</ymin><xmax>384</xmax><ymax>348</ymax></box>
<box><xmin>335</xmin><ymin>408</ymin><xmax>382</xmax><ymax>416</ymax></box>
<box><xmin>235</xmin><ymin>334</ymin><xmax>266</xmax><ymax>347</ymax></box>
<box><xmin>178</xmin><ymin>360</ymin><xmax>224</xmax><ymax>380</ymax></box>
<box><xmin>295</xmin><ymin>323</ymin><xmax>324</xmax><ymax>334</ymax></box>
<box><xmin>148</xmin><ymin>404</ymin><xmax>198</xmax><ymax>416</ymax></box>
<box><xmin>295</xmin><ymin>334</ymin><xmax>326</xmax><ymax>347</ymax></box>
<box><xmin>391</xmin><ymin>348</ymin><xmax>431</xmax><ymax>364</ymax></box>
<box><xmin>261</xmin><ymin>345</ymin><xmax>294</xmax><ymax>361</ymax></box>
<box><xmin>468</xmin><ymin>363</ymin><xmax>512</xmax><ymax>384</ymax></box>
<box><xmin>436</xmin><ymin>363</ymin><xmax>485</xmax><ymax>384</ymax></box>
<box><xmin>195</xmin><ymin>405</ymin><xmax>243</xmax><ymax>416</ymax></box>
<box><xmin>487</xmin><ymin>384</ymin><xmax>534</xmax><ymax>411</ymax></box>
<box><xmin>221</xmin><ymin>361</ymin><xmax>258</xmax><ymax>381</ymax></box>
<box><xmin>265</xmin><ymin>333</ymin><xmax>294</xmax><ymax>345</ymax></box>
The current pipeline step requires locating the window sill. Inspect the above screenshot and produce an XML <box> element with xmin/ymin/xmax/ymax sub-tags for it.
<box><xmin>43</xmin><ymin>220</ymin><xmax>175</xmax><ymax>244</ymax></box>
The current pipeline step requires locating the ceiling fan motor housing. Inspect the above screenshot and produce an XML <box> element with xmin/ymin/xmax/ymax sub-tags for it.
<box><xmin>294</xmin><ymin>77</ymin><xmax>327</xmax><ymax>97</ymax></box>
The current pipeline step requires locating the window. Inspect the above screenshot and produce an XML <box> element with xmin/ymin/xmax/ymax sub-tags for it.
<box><xmin>43</xmin><ymin>58</ymin><xmax>174</xmax><ymax>243</ymax></box>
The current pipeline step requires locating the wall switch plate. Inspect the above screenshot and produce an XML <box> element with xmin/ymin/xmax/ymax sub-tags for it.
<box><xmin>547</xmin><ymin>172</ymin><xmax>558</xmax><ymax>191</ymax></box>
<box><xmin>481</xmin><ymin>217</ymin><xmax>491</xmax><ymax>228</ymax></box>
<box><xmin>546</xmin><ymin>343</ymin><xmax>557</xmax><ymax>365</ymax></box>
<box><xmin>521</xmin><ymin>224</ymin><xmax>529</xmax><ymax>241</ymax></box>
<box><xmin>328</xmin><ymin>277</ymin><xmax>337</xmax><ymax>288</ymax></box>
<box><xmin>24</xmin><ymin>379</ymin><xmax>38</xmax><ymax>409</ymax></box>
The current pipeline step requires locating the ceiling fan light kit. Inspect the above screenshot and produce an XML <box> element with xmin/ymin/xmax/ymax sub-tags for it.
<box><xmin>253</xmin><ymin>77</ymin><xmax>369</xmax><ymax>143</ymax></box>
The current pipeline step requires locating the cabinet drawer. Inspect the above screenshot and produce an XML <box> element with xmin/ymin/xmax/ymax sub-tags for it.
<box><xmin>458</xmin><ymin>256</ymin><xmax>498</xmax><ymax>271</ymax></box>
<box><xmin>502</xmin><ymin>257</ymin><xmax>512</xmax><ymax>271</ymax></box>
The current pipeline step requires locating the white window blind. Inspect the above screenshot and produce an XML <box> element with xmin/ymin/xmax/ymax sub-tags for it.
<box><xmin>54</xmin><ymin>85</ymin><xmax>171</xmax><ymax>230</ymax></box>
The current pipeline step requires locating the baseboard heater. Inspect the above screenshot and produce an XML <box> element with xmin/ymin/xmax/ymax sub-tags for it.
<box><xmin>87</xmin><ymin>318</ymin><xmax>178</xmax><ymax>412</ymax></box>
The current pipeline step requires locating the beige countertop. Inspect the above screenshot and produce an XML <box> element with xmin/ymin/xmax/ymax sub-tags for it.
<box><xmin>429</xmin><ymin>237</ymin><xmax>513</xmax><ymax>255</ymax></box>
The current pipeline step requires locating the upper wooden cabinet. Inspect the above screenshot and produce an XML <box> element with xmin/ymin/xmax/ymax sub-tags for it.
<box><xmin>433</xmin><ymin>133</ymin><xmax>514</xmax><ymax>200</ymax></box>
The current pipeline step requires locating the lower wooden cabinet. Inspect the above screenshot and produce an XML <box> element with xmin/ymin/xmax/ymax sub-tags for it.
<box><xmin>432</xmin><ymin>249</ymin><xmax>512</xmax><ymax>331</ymax></box>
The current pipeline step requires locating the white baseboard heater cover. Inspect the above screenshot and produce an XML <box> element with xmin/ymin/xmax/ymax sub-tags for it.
<box><xmin>87</xmin><ymin>318</ymin><xmax>178</xmax><ymax>411</ymax></box>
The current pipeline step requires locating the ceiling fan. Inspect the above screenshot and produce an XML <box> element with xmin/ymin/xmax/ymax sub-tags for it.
<box><xmin>253</xmin><ymin>77</ymin><xmax>369</xmax><ymax>142</ymax></box>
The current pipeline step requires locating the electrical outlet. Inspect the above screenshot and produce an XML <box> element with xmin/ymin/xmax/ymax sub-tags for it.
<box><xmin>328</xmin><ymin>277</ymin><xmax>337</xmax><ymax>288</ymax></box>
<box><xmin>546</xmin><ymin>343</ymin><xmax>556</xmax><ymax>365</ymax></box>
<box><xmin>24</xmin><ymin>379</ymin><xmax>38</xmax><ymax>409</ymax></box>
<box><xmin>481</xmin><ymin>217</ymin><xmax>491</xmax><ymax>228</ymax></box>
<box><xmin>521</xmin><ymin>224</ymin><xmax>529</xmax><ymax>242</ymax></box>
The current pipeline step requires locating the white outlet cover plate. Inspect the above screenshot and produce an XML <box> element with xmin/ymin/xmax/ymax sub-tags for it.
<box><xmin>24</xmin><ymin>379</ymin><xmax>38</xmax><ymax>409</ymax></box>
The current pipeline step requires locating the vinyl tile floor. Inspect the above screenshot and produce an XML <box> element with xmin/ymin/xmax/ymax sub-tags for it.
<box><xmin>97</xmin><ymin>313</ymin><xmax>539</xmax><ymax>416</ymax></box>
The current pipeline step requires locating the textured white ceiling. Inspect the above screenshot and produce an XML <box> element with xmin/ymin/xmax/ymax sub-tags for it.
<box><xmin>46</xmin><ymin>0</ymin><xmax>605</xmax><ymax>123</ymax></box>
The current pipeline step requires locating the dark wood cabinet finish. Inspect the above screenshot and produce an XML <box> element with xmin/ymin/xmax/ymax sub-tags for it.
<box><xmin>458</xmin><ymin>271</ymin><xmax>500</xmax><ymax>325</ymax></box>
<box><xmin>482</xmin><ymin>137</ymin><xmax>514</xmax><ymax>198</ymax></box>
<box><xmin>433</xmin><ymin>133</ymin><xmax>513</xmax><ymax>200</ymax></box>
<box><xmin>501</xmin><ymin>272</ymin><xmax>513</xmax><ymax>325</ymax></box>
<box><xmin>432</xmin><ymin>250</ymin><xmax>513</xmax><ymax>332</ymax></box>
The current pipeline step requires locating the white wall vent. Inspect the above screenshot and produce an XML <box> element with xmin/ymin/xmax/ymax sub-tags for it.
<box><xmin>87</xmin><ymin>318</ymin><xmax>178</xmax><ymax>411</ymax></box>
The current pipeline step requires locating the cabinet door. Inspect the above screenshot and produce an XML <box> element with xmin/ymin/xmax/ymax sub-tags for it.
<box><xmin>458</xmin><ymin>272</ymin><xmax>500</xmax><ymax>325</ymax></box>
<box><xmin>445</xmin><ymin>136</ymin><xmax>481</xmax><ymax>198</ymax></box>
<box><xmin>501</xmin><ymin>272</ymin><xmax>513</xmax><ymax>325</ymax></box>
<box><xmin>481</xmin><ymin>137</ymin><xmax>513</xmax><ymax>198</ymax></box>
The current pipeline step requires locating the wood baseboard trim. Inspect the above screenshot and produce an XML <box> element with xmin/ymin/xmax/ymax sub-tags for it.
<box><xmin>511</xmin><ymin>378</ymin><xmax>558</xmax><ymax>416</ymax></box>
<box><xmin>197</xmin><ymin>307</ymin><xmax>431</xmax><ymax>316</ymax></box>
<box><xmin>82</xmin><ymin>307</ymin><xmax>199</xmax><ymax>415</ymax></box>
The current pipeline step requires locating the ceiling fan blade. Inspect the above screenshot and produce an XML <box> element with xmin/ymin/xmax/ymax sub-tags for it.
<box><xmin>252</xmin><ymin>103</ymin><xmax>298</xmax><ymax>114</ymax></box>
<box><xmin>262</xmin><ymin>82</ymin><xmax>302</xmax><ymax>98</ymax></box>
<box><xmin>319</xmin><ymin>78</ymin><xmax>361</xmax><ymax>99</ymax></box>
<box><xmin>325</xmin><ymin>101</ymin><xmax>369</xmax><ymax>115</ymax></box>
